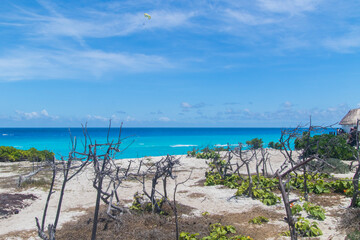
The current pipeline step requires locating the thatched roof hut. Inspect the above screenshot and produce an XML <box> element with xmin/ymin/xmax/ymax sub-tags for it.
<box><xmin>340</xmin><ymin>108</ymin><xmax>360</xmax><ymax>132</ymax></box>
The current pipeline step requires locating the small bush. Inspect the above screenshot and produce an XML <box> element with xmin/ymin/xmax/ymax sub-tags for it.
<box><xmin>248</xmin><ymin>216</ymin><xmax>269</xmax><ymax>224</ymax></box>
<box><xmin>268</xmin><ymin>141</ymin><xmax>283</xmax><ymax>150</ymax></box>
<box><xmin>295</xmin><ymin>133</ymin><xmax>356</xmax><ymax>160</ymax></box>
<box><xmin>246</xmin><ymin>138</ymin><xmax>263</xmax><ymax>150</ymax></box>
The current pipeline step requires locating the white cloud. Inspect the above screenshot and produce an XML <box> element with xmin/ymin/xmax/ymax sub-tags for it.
<box><xmin>323</xmin><ymin>28</ymin><xmax>360</xmax><ymax>53</ymax></box>
<box><xmin>214</xmin><ymin>104</ymin><xmax>349</xmax><ymax>125</ymax></box>
<box><xmin>283</xmin><ymin>101</ymin><xmax>292</xmax><ymax>109</ymax></box>
<box><xmin>181</xmin><ymin>102</ymin><xmax>192</xmax><ymax>108</ymax></box>
<box><xmin>257</xmin><ymin>0</ymin><xmax>322</xmax><ymax>15</ymax></box>
<box><xmin>86</xmin><ymin>115</ymin><xmax>109</xmax><ymax>122</ymax></box>
<box><xmin>0</xmin><ymin>48</ymin><xmax>172</xmax><ymax>81</ymax></box>
<box><xmin>125</xmin><ymin>116</ymin><xmax>136</xmax><ymax>122</ymax></box>
<box><xmin>180</xmin><ymin>102</ymin><xmax>206</xmax><ymax>110</ymax></box>
<box><xmin>15</xmin><ymin>109</ymin><xmax>58</xmax><ymax>120</ymax></box>
<box><xmin>224</xmin><ymin>10</ymin><xmax>276</xmax><ymax>25</ymax></box>
<box><xmin>10</xmin><ymin>2</ymin><xmax>196</xmax><ymax>42</ymax></box>
<box><xmin>159</xmin><ymin>117</ymin><xmax>171</xmax><ymax>122</ymax></box>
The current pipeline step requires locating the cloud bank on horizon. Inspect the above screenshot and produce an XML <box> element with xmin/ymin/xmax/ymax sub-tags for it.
<box><xmin>0</xmin><ymin>0</ymin><xmax>359</xmax><ymax>127</ymax></box>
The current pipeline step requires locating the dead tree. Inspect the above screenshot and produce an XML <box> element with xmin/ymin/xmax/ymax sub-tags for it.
<box><xmin>231</xmin><ymin>143</ymin><xmax>256</xmax><ymax>197</ymax></box>
<box><xmin>85</xmin><ymin>122</ymin><xmax>136</xmax><ymax>240</ymax></box>
<box><xmin>207</xmin><ymin>145</ymin><xmax>234</xmax><ymax>180</ymax></box>
<box><xmin>35</xmin><ymin>123</ymin><xmax>135</xmax><ymax>240</ymax></box>
<box><xmin>35</xmin><ymin>132</ymin><xmax>91</xmax><ymax>240</ymax></box>
<box><xmin>275</xmin><ymin>122</ymin><xmax>337</xmax><ymax>240</ymax></box>
<box><xmin>136</xmin><ymin>155</ymin><xmax>180</xmax><ymax>213</ymax></box>
<box><xmin>275</xmin><ymin>156</ymin><xmax>316</xmax><ymax>240</ymax></box>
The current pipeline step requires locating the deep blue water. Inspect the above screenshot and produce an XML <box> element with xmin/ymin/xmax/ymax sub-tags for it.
<box><xmin>0</xmin><ymin>128</ymin><xmax>285</xmax><ymax>159</ymax></box>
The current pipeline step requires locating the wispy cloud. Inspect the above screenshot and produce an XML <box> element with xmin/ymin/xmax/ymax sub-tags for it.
<box><xmin>15</xmin><ymin>109</ymin><xmax>58</xmax><ymax>120</ymax></box>
<box><xmin>159</xmin><ymin>117</ymin><xmax>171</xmax><ymax>122</ymax></box>
<box><xmin>8</xmin><ymin>1</ymin><xmax>196</xmax><ymax>43</ymax></box>
<box><xmin>0</xmin><ymin>48</ymin><xmax>172</xmax><ymax>81</ymax></box>
<box><xmin>256</xmin><ymin>0</ymin><xmax>322</xmax><ymax>15</ymax></box>
<box><xmin>214</xmin><ymin>104</ymin><xmax>349</xmax><ymax>124</ymax></box>
<box><xmin>224</xmin><ymin>9</ymin><xmax>276</xmax><ymax>26</ymax></box>
<box><xmin>181</xmin><ymin>102</ymin><xmax>206</xmax><ymax>112</ymax></box>
<box><xmin>323</xmin><ymin>27</ymin><xmax>360</xmax><ymax>53</ymax></box>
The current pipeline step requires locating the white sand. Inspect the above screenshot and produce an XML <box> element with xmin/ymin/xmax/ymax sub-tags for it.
<box><xmin>0</xmin><ymin>149</ymin><xmax>354</xmax><ymax>239</ymax></box>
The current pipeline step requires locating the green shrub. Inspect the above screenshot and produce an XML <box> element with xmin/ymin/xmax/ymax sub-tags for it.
<box><xmin>268</xmin><ymin>141</ymin><xmax>283</xmax><ymax>150</ymax></box>
<box><xmin>0</xmin><ymin>146</ymin><xmax>54</xmax><ymax>162</ymax></box>
<box><xmin>295</xmin><ymin>133</ymin><xmax>356</xmax><ymax>160</ymax></box>
<box><xmin>248</xmin><ymin>216</ymin><xmax>269</xmax><ymax>224</ymax></box>
<box><xmin>246</xmin><ymin>138</ymin><xmax>263</xmax><ymax>149</ymax></box>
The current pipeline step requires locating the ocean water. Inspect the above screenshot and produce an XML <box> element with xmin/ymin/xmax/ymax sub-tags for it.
<box><xmin>0</xmin><ymin>128</ymin><xmax>285</xmax><ymax>159</ymax></box>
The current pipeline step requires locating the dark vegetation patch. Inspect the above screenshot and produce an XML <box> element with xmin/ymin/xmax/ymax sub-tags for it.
<box><xmin>309</xmin><ymin>192</ymin><xmax>344</xmax><ymax>209</ymax></box>
<box><xmin>19</xmin><ymin>177</ymin><xmax>52</xmax><ymax>190</ymax></box>
<box><xmin>0</xmin><ymin>193</ymin><xmax>37</xmax><ymax>218</ymax></box>
<box><xmin>0</xmin><ymin>163</ymin><xmax>53</xmax><ymax>190</ymax></box>
<box><xmin>193</xmin><ymin>178</ymin><xmax>206</xmax><ymax>187</ymax></box>
<box><xmin>339</xmin><ymin>208</ymin><xmax>360</xmax><ymax>238</ymax></box>
<box><xmin>309</xmin><ymin>158</ymin><xmax>350</xmax><ymax>174</ymax></box>
<box><xmin>57</xmin><ymin>205</ymin><xmax>286</xmax><ymax>240</ymax></box>
<box><xmin>0</xmin><ymin>229</ymin><xmax>38</xmax><ymax>240</ymax></box>
<box><xmin>187</xmin><ymin>192</ymin><xmax>205</xmax><ymax>199</ymax></box>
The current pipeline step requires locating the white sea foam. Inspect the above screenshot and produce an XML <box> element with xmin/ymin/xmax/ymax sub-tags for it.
<box><xmin>2</xmin><ymin>134</ymin><xmax>8</xmax><ymax>136</ymax></box>
<box><xmin>215</xmin><ymin>144</ymin><xmax>238</xmax><ymax>147</ymax></box>
<box><xmin>170</xmin><ymin>144</ymin><xmax>197</xmax><ymax>148</ymax></box>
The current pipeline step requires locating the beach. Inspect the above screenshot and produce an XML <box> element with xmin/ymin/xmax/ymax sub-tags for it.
<box><xmin>0</xmin><ymin>149</ymin><xmax>353</xmax><ymax>239</ymax></box>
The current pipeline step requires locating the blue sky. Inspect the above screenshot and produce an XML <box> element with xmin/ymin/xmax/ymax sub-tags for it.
<box><xmin>0</xmin><ymin>0</ymin><xmax>359</xmax><ymax>127</ymax></box>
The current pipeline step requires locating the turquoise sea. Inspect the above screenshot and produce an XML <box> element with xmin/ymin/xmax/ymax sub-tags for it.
<box><xmin>0</xmin><ymin>128</ymin><xmax>286</xmax><ymax>159</ymax></box>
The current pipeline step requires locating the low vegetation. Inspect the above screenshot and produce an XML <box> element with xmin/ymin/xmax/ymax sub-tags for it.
<box><xmin>248</xmin><ymin>216</ymin><xmax>269</xmax><ymax>225</ymax></box>
<box><xmin>180</xmin><ymin>223</ymin><xmax>253</xmax><ymax>240</ymax></box>
<box><xmin>187</xmin><ymin>147</ymin><xmax>220</xmax><ymax>159</ymax></box>
<box><xmin>0</xmin><ymin>146</ymin><xmax>54</xmax><ymax>162</ymax></box>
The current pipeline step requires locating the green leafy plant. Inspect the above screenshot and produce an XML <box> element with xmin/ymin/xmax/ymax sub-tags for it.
<box><xmin>180</xmin><ymin>232</ymin><xmax>200</xmax><ymax>240</ymax></box>
<box><xmin>202</xmin><ymin>211</ymin><xmax>209</xmax><ymax>216</ymax></box>
<box><xmin>236</xmin><ymin>182</ymin><xmax>280</xmax><ymax>206</ymax></box>
<box><xmin>290</xmin><ymin>203</ymin><xmax>302</xmax><ymax>216</ymax></box>
<box><xmin>180</xmin><ymin>223</ymin><xmax>253</xmax><ymax>240</ymax></box>
<box><xmin>294</xmin><ymin>217</ymin><xmax>322</xmax><ymax>237</ymax></box>
<box><xmin>303</xmin><ymin>202</ymin><xmax>326</xmax><ymax>221</ymax></box>
<box><xmin>248</xmin><ymin>216</ymin><xmax>269</xmax><ymax>224</ymax></box>
<box><xmin>235</xmin><ymin>175</ymin><xmax>280</xmax><ymax>206</ymax></box>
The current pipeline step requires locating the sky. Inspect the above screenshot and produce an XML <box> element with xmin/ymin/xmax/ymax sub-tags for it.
<box><xmin>0</xmin><ymin>0</ymin><xmax>360</xmax><ymax>127</ymax></box>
